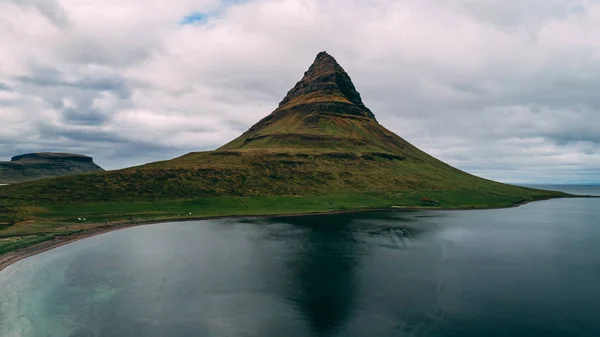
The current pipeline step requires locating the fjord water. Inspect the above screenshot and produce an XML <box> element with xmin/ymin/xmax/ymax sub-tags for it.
<box><xmin>1</xmin><ymin>194</ymin><xmax>600</xmax><ymax>336</ymax></box>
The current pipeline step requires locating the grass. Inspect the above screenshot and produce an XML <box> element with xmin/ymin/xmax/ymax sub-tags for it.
<box><xmin>0</xmin><ymin>229</ymin><xmax>86</xmax><ymax>255</ymax></box>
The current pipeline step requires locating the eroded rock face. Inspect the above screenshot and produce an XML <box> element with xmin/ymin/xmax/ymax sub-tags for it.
<box><xmin>275</xmin><ymin>51</ymin><xmax>376</xmax><ymax>120</ymax></box>
<box><xmin>218</xmin><ymin>52</ymin><xmax>400</xmax><ymax>152</ymax></box>
<box><xmin>0</xmin><ymin>153</ymin><xmax>104</xmax><ymax>184</ymax></box>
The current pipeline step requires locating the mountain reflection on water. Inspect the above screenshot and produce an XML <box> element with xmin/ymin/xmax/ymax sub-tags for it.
<box><xmin>243</xmin><ymin>212</ymin><xmax>433</xmax><ymax>336</ymax></box>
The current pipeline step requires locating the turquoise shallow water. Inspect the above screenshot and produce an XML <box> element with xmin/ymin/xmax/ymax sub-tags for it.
<box><xmin>1</xmin><ymin>188</ymin><xmax>600</xmax><ymax>336</ymax></box>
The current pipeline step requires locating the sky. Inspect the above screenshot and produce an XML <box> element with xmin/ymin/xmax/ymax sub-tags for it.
<box><xmin>0</xmin><ymin>0</ymin><xmax>598</xmax><ymax>184</ymax></box>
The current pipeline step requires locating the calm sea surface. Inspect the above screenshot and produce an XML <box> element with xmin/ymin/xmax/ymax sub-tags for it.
<box><xmin>1</xmin><ymin>186</ymin><xmax>599</xmax><ymax>337</ymax></box>
<box><xmin>522</xmin><ymin>184</ymin><xmax>600</xmax><ymax>196</ymax></box>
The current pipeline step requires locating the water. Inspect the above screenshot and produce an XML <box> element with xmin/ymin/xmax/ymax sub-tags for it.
<box><xmin>522</xmin><ymin>184</ymin><xmax>600</xmax><ymax>196</ymax></box>
<box><xmin>1</xmin><ymin>189</ymin><xmax>599</xmax><ymax>336</ymax></box>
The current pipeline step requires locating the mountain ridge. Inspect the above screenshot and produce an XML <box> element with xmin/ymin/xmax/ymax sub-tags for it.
<box><xmin>276</xmin><ymin>51</ymin><xmax>375</xmax><ymax>119</ymax></box>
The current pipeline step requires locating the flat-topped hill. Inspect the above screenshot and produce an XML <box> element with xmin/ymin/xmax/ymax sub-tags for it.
<box><xmin>0</xmin><ymin>152</ymin><xmax>103</xmax><ymax>184</ymax></box>
<box><xmin>10</xmin><ymin>153</ymin><xmax>96</xmax><ymax>163</ymax></box>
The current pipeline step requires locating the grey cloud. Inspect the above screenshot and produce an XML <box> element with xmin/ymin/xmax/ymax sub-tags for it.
<box><xmin>543</xmin><ymin>132</ymin><xmax>600</xmax><ymax>146</ymax></box>
<box><xmin>60</xmin><ymin>107</ymin><xmax>109</xmax><ymax>126</ymax></box>
<box><xmin>449</xmin><ymin>82</ymin><xmax>489</xmax><ymax>96</ymax></box>
<box><xmin>33</xmin><ymin>0</ymin><xmax>70</xmax><ymax>28</ymax></box>
<box><xmin>0</xmin><ymin>100</ymin><xmax>21</xmax><ymax>108</ymax></box>
<box><xmin>16</xmin><ymin>68</ymin><xmax>131</xmax><ymax>99</ymax></box>
<box><xmin>35</xmin><ymin>124</ymin><xmax>119</xmax><ymax>143</ymax></box>
<box><xmin>456</xmin><ymin>0</ymin><xmax>586</xmax><ymax>29</ymax></box>
<box><xmin>59</xmin><ymin>39</ymin><xmax>154</xmax><ymax>68</ymax></box>
<box><xmin>0</xmin><ymin>82</ymin><xmax>11</xmax><ymax>91</ymax></box>
<box><xmin>8</xmin><ymin>0</ymin><xmax>70</xmax><ymax>28</ymax></box>
<box><xmin>8</xmin><ymin>66</ymin><xmax>137</xmax><ymax>134</ymax></box>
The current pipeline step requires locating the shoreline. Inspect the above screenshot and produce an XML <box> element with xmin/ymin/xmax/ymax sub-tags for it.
<box><xmin>0</xmin><ymin>195</ymin><xmax>595</xmax><ymax>273</ymax></box>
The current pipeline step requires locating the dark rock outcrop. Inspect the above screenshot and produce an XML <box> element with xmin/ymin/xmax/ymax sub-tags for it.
<box><xmin>0</xmin><ymin>153</ymin><xmax>104</xmax><ymax>184</ymax></box>
<box><xmin>219</xmin><ymin>52</ymin><xmax>398</xmax><ymax>152</ymax></box>
<box><xmin>277</xmin><ymin>52</ymin><xmax>375</xmax><ymax>119</ymax></box>
<box><xmin>275</xmin><ymin>51</ymin><xmax>376</xmax><ymax>120</ymax></box>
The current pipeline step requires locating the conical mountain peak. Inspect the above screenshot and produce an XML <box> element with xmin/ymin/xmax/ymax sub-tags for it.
<box><xmin>310</xmin><ymin>51</ymin><xmax>344</xmax><ymax>75</ymax></box>
<box><xmin>276</xmin><ymin>52</ymin><xmax>376</xmax><ymax>120</ymax></box>
<box><xmin>314</xmin><ymin>51</ymin><xmax>339</xmax><ymax>66</ymax></box>
<box><xmin>219</xmin><ymin>52</ymin><xmax>390</xmax><ymax>152</ymax></box>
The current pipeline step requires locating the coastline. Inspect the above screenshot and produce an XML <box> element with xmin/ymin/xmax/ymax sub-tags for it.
<box><xmin>0</xmin><ymin>195</ymin><xmax>594</xmax><ymax>273</ymax></box>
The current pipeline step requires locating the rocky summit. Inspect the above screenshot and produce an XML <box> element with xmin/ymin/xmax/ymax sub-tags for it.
<box><xmin>0</xmin><ymin>153</ymin><xmax>104</xmax><ymax>184</ymax></box>
<box><xmin>220</xmin><ymin>52</ymin><xmax>411</xmax><ymax>154</ymax></box>
<box><xmin>276</xmin><ymin>51</ymin><xmax>375</xmax><ymax>119</ymax></box>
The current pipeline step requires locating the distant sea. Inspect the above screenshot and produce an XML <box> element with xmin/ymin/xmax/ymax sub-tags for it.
<box><xmin>520</xmin><ymin>184</ymin><xmax>600</xmax><ymax>196</ymax></box>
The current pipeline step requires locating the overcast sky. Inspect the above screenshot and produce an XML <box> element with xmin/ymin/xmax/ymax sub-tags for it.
<box><xmin>1</xmin><ymin>0</ymin><xmax>598</xmax><ymax>184</ymax></box>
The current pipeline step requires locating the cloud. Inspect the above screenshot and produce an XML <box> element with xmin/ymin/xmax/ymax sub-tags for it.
<box><xmin>0</xmin><ymin>0</ymin><xmax>598</xmax><ymax>183</ymax></box>
<box><xmin>10</xmin><ymin>0</ymin><xmax>71</xmax><ymax>29</ymax></box>
<box><xmin>0</xmin><ymin>82</ymin><xmax>11</xmax><ymax>92</ymax></box>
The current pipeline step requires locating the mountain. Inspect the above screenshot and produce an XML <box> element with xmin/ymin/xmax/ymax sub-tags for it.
<box><xmin>219</xmin><ymin>52</ymin><xmax>453</xmax><ymax>162</ymax></box>
<box><xmin>220</xmin><ymin>51</ymin><xmax>381</xmax><ymax>152</ymax></box>
<box><xmin>0</xmin><ymin>52</ymin><xmax>567</xmax><ymax>231</ymax></box>
<box><xmin>0</xmin><ymin>153</ymin><xmax>104</xmax><ymax>184</ymax></box>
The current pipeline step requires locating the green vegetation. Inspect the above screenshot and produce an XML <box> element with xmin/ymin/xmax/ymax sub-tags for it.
<box><xmin>0</xmin><ymin>51</ymin><xmax>571</xmax><ymax>256</ymax></box>
<box><xmin>0</xmin><ymin>230</ymin><xmax>85</xmax><ymax>256</ymax></box>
